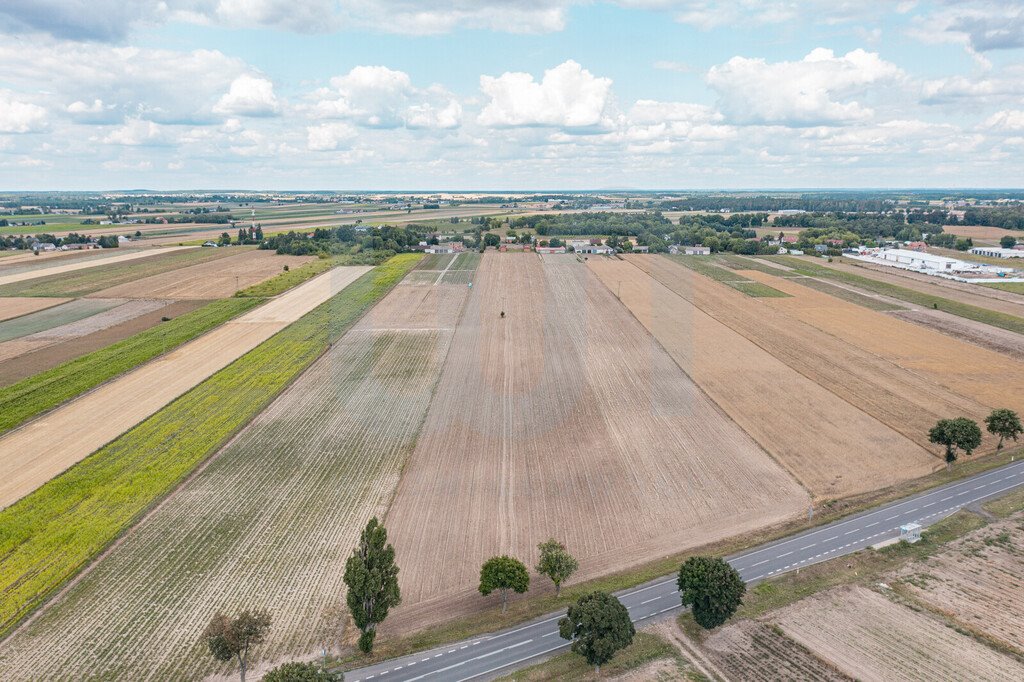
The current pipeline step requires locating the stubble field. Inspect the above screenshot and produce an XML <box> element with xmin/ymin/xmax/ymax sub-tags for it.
<box><xmin>385</xmin><ymin>253</ymin><xmax>808</xmax><ymax>623</ymax></box>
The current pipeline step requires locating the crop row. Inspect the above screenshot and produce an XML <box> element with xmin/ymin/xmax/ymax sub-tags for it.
<box><xmin>0</xmin><ymin>254</ymin><xmax>420</xmax><ymax>637</ymax></box>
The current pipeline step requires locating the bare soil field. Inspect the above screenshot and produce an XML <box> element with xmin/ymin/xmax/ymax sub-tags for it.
<box><xmin>0</xmin><ymin>246</ymin><xmax>193</xmax><ymax>287</ymax></box>
<box><xmin>89</xmin><ymin>250</ymin><xmax>315</xmax><ymax>299</ymax></box>
<box><xmin>895</xmin><ymin>515</ymin><xmax>1024</xmax><ymax>654</ymax></box>
<box><xmin>774</xmin><ymin>586</ymin><xmax>1024</xmax><ymax>681</ymax></box>
<box><xmin>823</xmin><ymin>258</ymin><xmax>1024</xmax><ymax>319</ymax></box>
<box><xmin>385</xmin><ymin>253</ymin><xmax>808</xmax><ymax>625</ymax></box>
<box><xmin>629</xmin><ymin>256</ymin><xmax>981</xmax><ymax>456</ymax></box>
<box><xmin>942</xmin><ymin>225</ymin><xmax>1024</xmax><ymax>242</ymax></box>
<box><xmin>0</xmin><ymin>300</ymin><xmax>204</xmax><ymax>386</ymax></box>
<box><xmin>0</xmin><ymin>280</ymin><xmax>469</xmax><ymax>680</ymax></box>
<box><xmin>700</xmin><ymin>619</ymin><xmax>853</xmax><ymax>681</ymax></box>
<box><xmin>0</xmin><ymin>249</ymin><xmax>128</xmax><ymax>276</ymax></box>
<box><xmin>890</xmin><ymin>309</ymin><xmax>1024</xmax><ymax>362</ymax></box>
<box><xmin>0</xmin><ymin>299</ymin><xmax>168</xmax><ymax>362</ymax></box>
<box><xmin>588</xmin><ymin>258</ymin><xmax>935</xmax><ymax>498</ymax></box>
<box><xmin>743</xmin><ymin>269</ymin><xmax>1024</xmax><ymax>419</ymax></box>
<box><xmin>0</xmin><ymin>297</ymin><xmax>70</xmax><ymax>322</ymax></box>
<box><xmin>0</xmin><ymin>299</ymin><xmax>123</xmax><ymax>342</ymax></box>
<box><xmin>0</xmin><ymin>266</ymin><xmax>370</xmax><ymax>510</ymax></box>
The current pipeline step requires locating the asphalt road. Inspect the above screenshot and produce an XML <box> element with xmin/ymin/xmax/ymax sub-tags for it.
<box><xmin>348</xmin><ymin>459</ymin><xmax>1024</xmax><ymax>682</ymax></box>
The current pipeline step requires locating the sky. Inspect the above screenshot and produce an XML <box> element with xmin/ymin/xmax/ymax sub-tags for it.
<box><xmin>1</xmin><ymin>1</ymin><xmax>1023</xmax><ymax>190</ymax></box>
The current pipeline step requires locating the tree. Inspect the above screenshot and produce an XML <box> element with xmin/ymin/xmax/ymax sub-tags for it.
<box><xmin>344</xmin><ymin>518</ymin><xmax>401</xmax><ymax>654</ymax></box>
<box><xmin>479</xmin><ymin>555</ymin><xmax>529</xmax><ymax>613</ymax></box>
<box><xmin>1000</xmin><ymin>235</ymin><xmax>1017</xmax><ymax>249</ymax></box>
<box><xmin>558</xmin><ymin>591</ymin><xmax>635</xmax><ymax>676</ymax></box>
<box><xmin>985</xmin><ymin>408</ymin><xmax>1023</xmax><ymax>450</ymax></box>
<box><xmin>203</xmin><ymin>609</ymin><xmax>271</xmax><ymax>682</ymax></box>
<box><xmin>263</xmin><ymin>662</ymin><xmax>343</xmax><ymax>682</ymax></box>
<box><xmin>484</xmin><ymin>233</ymin><xmax>501</xmax><ymax>248</ymax></box>
<box><xmin>929</xmin><ymin>417</ymin><xmax>983</xmax><ymax>467</ymax></box>
<box><xmin>536</xmin><ymin>539</ymin><xmax>579</xmax><ymax>596</ymax></box>
<box><xmin>677</xmin><ymin>556</ymin><xmax>745</xmax><ymax>629</ymax></box>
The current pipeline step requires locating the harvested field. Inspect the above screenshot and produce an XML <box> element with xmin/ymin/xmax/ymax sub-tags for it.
<box><xmin>89</xmin><ymin>249</ymin><xmax>315</xmax><ymax>299</ymax></box>
<box><xmin>0</xmin><ymin>246</ymin><xmax>192</xmax><ymax>287</ymax></box>
<box><xmin>0</xmin><ymin>297</ymin><xmax>70</xmax><ymax>322</ymax></box>
<box><xmin>0</xmin><ymin>278</ymin><xmax>466</xmax><ymax>680</ymax></box>
<box><xmin>0</xmin><ymin>299</ymin><xmax>123</xmax><ymax>342</ymax></box>
<box><xmin>0</xmin><ymin>247</ymin><xmax>234</xmax><ymax>298</ymax></box>
<box><xmin>667</xmin><ymin>255</ymin><xmax>788</xmax><ymax>297</ymax></box>
<box><xmin>0</xmin><ymin>300</ymin><xmax>205</xmax><ymax>386</ymax></box>
<box><xmin>895</xmin><ymin>515</ymin><xmax>1024</xmax><ymax>654</ymax></box>
<box><xmin>774</xmin><ymin>586</ymin><xmax>1024</xmax><ymax>681</ymax></box>
<box><xmin>632</xmin><ymin>255</ymin><xmax>991</xmax><ymax>455</ymax></box>
<box><xmin>588</xmin><ymin>258</ymin><xmax>935</xmax><ymax>497</ymax></box>
<box><xmin>0</xmin><ymin>266</ymin><xmax>370</xmax><ymax>509</ymax></box>
<box><xmin>942</xmin><ymin>225</ymin><xmax>1024</xmax><ymax>242</ymax></box>
<box><xmin>0</xmin><ymin>299</ymin><xmax>168</xmax><ymax>362</ymax></box>
<box><xmin>743</xmin><ymin>269</ymin><xmax>1024</xmax><ymax>419</ymax></box>
<box><xmin>790</xmin><ymin>276</ymin><xmax>904</xmax><ymax>311</ymax></box>
<box><xmin>385</xmin><ymin>253</ymin><xmax>808</xmax><ymax>623</ymax></box>
<box><xmin>890</xmin><ymin>309</ymin><xmax>1024</xmax><ymax>362</ymax></box>
<box><xmin>700</xmin><ymin>619</ymin><xmax>852</xmax><ymax>681</ymax></box>
<box><xmin>0</xmin><ymin>249</ymin><xmax>129</xmax><ymax>276</ymax></box>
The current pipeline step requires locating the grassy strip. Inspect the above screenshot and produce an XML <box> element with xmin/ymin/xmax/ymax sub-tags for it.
<box><xmin>337</xmin><ymin>444</ymin><xmax>1023</xmax><ymax>672</ymax></box>
<box><xmin>0</xmin><ymin>254</ymin><xmax>420</xmax><ymax>638</ymax></box>
<box><xmin>0</xmin><ymin>298</ymin><xmax>262</xmax><ymax>434</ymax></box>
<box><xmin>983</xmin><ymin>486</ymin><xmax>1024</xmax><ymax>517</ymax></box>
<box><xmin>769</xmin><ymin>255</ymin><xmax>1024</xmax><ymax>335</ymax></box>
<box><xmin>712</xmin><ymin>254</ymin><xmax>799</xmax><ymax>276</ymax></box>
<box><xmin>495</xmin><ymin>632</ymin><xmax>684</xmax><ymax>681</ymax></box>
<box><xmin>793</xmin><ymin>276</ymin><xmax>905</xmax><ymax>312</ymax></box>
<box><xmin>983</xmin><ymin>281</ymin><xmax>1024</xmax><ymax>295</ymax></box>
<box><xmin>235</xmin><ymin>257</ymin><xmax>338</xmax><ymax>297</ymax></box>
<box><xmin>668</xmin><ymin>255</ymin><xmax>789</xmax><ymax>298</ymax></box>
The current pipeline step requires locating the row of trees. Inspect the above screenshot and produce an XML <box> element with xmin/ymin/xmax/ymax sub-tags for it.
<box><xmin>929</xmin><ymin>408</ymin><xmax>1022</xmax><ymax>467</ymax></box>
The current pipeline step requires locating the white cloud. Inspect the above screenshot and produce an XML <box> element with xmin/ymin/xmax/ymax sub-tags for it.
<box><xmin>309</xmin><ymin>66</ymin><xmax>461</xmax><ymax>129</ymax></box>
<box><xmin>911</xmin><ymin>2</ymin><xmax>1024</xmax><ymax>52</ymax></box>
<box><xmin>406</xmin><ymin>99</ymin><xmax>463</xmax><ymax>129</ymax></box>
<box><xmin>0</xmin><ymin>92</ymin><xmax>48</xmax><ymax>133</ymax></box>
<box><xmin>101</xmin><ymin>159</ymin><xmax>154</xmax><ymax>171</ymax></box>
<box><xmin>101</xmin><ymin>118</ymin><xmax>167</xmax><ymax>145</ymax></box>
<box><xmin>706</xmin><ymin>48</ymin><xmax>902</xmax><ymax>126</ymax></box>
<box><xmin>306</xmin><ymin>122</ymin><xmax>358</xmax><ymax>151</ymax></box>
<box><xmin>214</xmin><ymin>75</ymin><xmax>281</xmax><ymax>117</ymax></box>
<box><xmin>478</xmin><ymin>60</ymin><xmax>613</xmax><ymax>129</ymax></box>
<box><xmin>921</xmin><ymin>68</ymin><xmax>1024</xmax><ymax>105</ymax></box>
<box><xmin>985</xmin><ymin>110</ymin><xmax>1024</xmax><ymax>131</ymax></box>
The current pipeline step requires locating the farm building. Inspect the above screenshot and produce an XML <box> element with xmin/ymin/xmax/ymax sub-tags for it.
<box><xmin>876</xmin><ymin>249</ymin><xmax>961</xmax><ymax>271</ymax></box>
<box><xmin>535</xmin><ymin>245</ymin><xmax>566</xmax><ymax>254</ymax></box>
<box><xmin>971</xmin><ymin>247</ymin><xmax>1024</xmax><ymax>259</ymax></box>
<box><xmin>575</xmin><ymin>244</ymin><xmax>612</xmax><ymax>255</ymax></box>
<box><xmin>683</xmin><ymin>246</ymin><xmax>711</xmax><ymax>255</ymax></box>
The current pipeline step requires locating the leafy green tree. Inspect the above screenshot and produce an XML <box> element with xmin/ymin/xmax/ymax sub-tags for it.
<box><xmin>1000</xmin><ymin>235</ymin><xmax>1017</xmax><ymax>249</ymax></box>
<box><xmin>985</xmin><ymin>408</ymin><xmax>1023</xmax><ymax>450</ymax></box>
<box><xmin>929</xmin><ymin>417</ymin><xmax>983</xmax><ymax>466</ymax></box>
<box><xmin>479</xmin><ymin>555</ymin><xmax>529</xmax><ymax>613</ymax></box>
<box><xmin>536</xmin><ymin>539</ymin><xmax>579</xmax><ymax>596</ymax></box>
<box><xmin>344</xmin><ymin>518</ymin><xmax>401</xmax><ymax>654</ymax></box>
<box><xmin>263</xmin><ymin>662</ymin><xmax>343</xmax><ymax>682</ymax></box>
<box><xmin>677</xmin><ymin>556</ymin><xmax>745</xmax><ymax>630</ymax></box>
<box><xmin>484</xmin><ymin>233</ymin><xmax>501</xmax><ymax>248</ymax></box>
<box><xmin>558</xmin><ymin>591</ymin><xmax>635</xmax><ymax>675</ymax></box>
<box><xmin>203</xmin><ymin>609</ymin><xmax>272</xmax><ymax>682</ymax></box>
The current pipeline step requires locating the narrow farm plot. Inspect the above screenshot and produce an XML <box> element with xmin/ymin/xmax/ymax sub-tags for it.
<box><xmin>630</xmin><ymin>255</ymin><xmax>986</xmax><ymax>455</ymax></box>
<box><xmin>0</xmin><ymin>279</ymin><xmax>467</xmax><ymax>680</ymax></box>
<box><xmin>0</xmin><ymin>299</ymin><xmax>168</xmax><ymax>362</ymax></box>
<box><xmin>587</xmin><ymin>258</ymin><xmax>935</xmax><ymax>497</ymax></box>
<box><xmin>743</xmin><ymin>269</ymin><xmax>1024</xmax><ymax>419</ymax></box>
<box><xmin>0</xmin><ymin>297</ymin><xmax>70</xmax><ymax>322</ymax></box>
<box><xmin>0</xmin><ymin>298</ymin><xmax>124</xmax><ymax>342</ymax></box>
<box><xmin>89</xmin><ymin>249</ymin><xmax>315</xmax><ymax>299</ymax></box>
<box><xmin>895</xmin><ymin>515</ymin><xmax>1024</xmax><ymax>654</ymax></box>
<box><xmin>773</xmin><ymin>586</ymin><xmax>1024</xmax><ymax>681</ymax></box>
<box><xmin>0</xmin><ymin>246</ymin><xmax>193</xmax><ymax>287</ymax></box>
<box><xmin>942</xmin><ymin>224</ymin><xmax>1024</xmax><ymax>242</ymax></box>
<box><xmin>700</xmin><ymin>619</ymin><xmax>853</xmax><ymax>681</ymax></box>
<box><xmin>0</xmin><ymin>248</ymin><xmax>130</xmax><ymax>276</ymax></box>
<box><xmin>385</xmin><ymin>253</ymin><xmax>808</xmax><ymax>622</ymax></box>
<box><xmin>0</xmin><ymin>266</ymin><xmax>371</xmax><ymax>509</ymax></box>
<box><xmin>890</xmin><ymin>309</ymin><xmax>1024</xmax><ymax>362</ymax></box>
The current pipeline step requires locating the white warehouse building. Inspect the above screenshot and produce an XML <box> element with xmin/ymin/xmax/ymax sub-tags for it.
<box><xmin>971</xmin><ymin>247</ymin><xmax>1024</xmax><ymax>259</ymax></box>
<box><xmin>876</xmin><ymin>249</ymin><xmax>961</xmax><ymax>271</ymax></box>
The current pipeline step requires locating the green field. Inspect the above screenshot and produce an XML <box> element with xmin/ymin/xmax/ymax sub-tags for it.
<box><xmin>770</xmin><ymin>256</ymin><xmax>1024</xmax><ymax>335</ymax></box>
<box><xmin>0</xmin><ymin>299</ymin><xmax>121</xmax><ymax>342</ymax></box>
<box><xmin>235</xmin><ymin>253</ymin><xmax>389</xmax><ymax>297</ymax></box>
<box><xmin>0</xmin><ymin>247</ymin><xmax>240</xmax><ymax>297</ymax></box>
<box><xmin>0</xmin><ymin>298</ymin><xmax>261</xmax><ymax>433</ymax></box>
<box><xmin>983</xmin><ymin>281</ymin><xmax>1024</xmax><ymax>295</ymax></box>
<box><xmin>0</xmin><ymin>255</ymin><xmax>419</xmax><ymax>638</ymax></box>
<box><xmin>667</xmin><ymin>255</ymin><xmax>789</xmax><ymax>298</ymax></box>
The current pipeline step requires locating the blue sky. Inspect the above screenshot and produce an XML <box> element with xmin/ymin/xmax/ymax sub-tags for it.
<box><xmin>1</xmin><ymin>1</ymin><xmax>1023</xmax><ymax>190</ymax></box>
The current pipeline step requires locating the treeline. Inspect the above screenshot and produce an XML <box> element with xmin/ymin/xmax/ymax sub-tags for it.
<box><xmin>511</xmin><ymin>211</ymin><xmax>671</xmax><ymax>236</ymax></box>
<box><xmin>655</xmin><ymin>195</ymin><xmax>895</xmax><ymax>213</ymax></box>
<box><xmin>261</xmin><ymin>224</ymin><xmax>429</xmax><ymax>256</ymax></box>
<box><xmin>962</xmin><ymin>206</ymin><xmax>1024</xmax><ymax>230</ymax></box>
<box><xmin>1</xmin><ymin>232</ymin><xmax>119</xmax><ymax>250</ymax></box>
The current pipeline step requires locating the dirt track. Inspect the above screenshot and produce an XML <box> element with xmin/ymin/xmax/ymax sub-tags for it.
<box><xmin>0</xmin><ymin>266</ymin><xmax>370</xmax><ymax>510</ymax></box>
<box><xmin>0</xmin><ymin>246</ymin><xmax>193</xmax><ymax>286</ymax></box>
<box><xmin>385</xmin><ymin>253</ymin><xmax>808</xmax><ymax>625</ymax></box>
<box><xmin>587</xmin><ymin>257</ymin><xmax>935</xmax><ymax>498</ymax></box>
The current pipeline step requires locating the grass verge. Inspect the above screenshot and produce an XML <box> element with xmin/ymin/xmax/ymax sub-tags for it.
<box><xmin>983</xmin><ymin>281</ymin><xmax>1024</xmax><ymax>295</ymax></box>
<box><xmin>668</xmin><ymin>255</ymin><xmax>789</xmax><ymax>298</ymax></box>
<box><xmin>236</xmin><ymin>252</ymin><xmax>399</xmax><ymax>297</ymax></box>
<box><xmin>0</xmin><ymin>297</ymin><xmax>262</xmax><ymax>434</ymax></box>
<box><xmin>769</xmin><ymin>255</ymin><xmax>1024</xmax><ymax>335</ymax></box>
<box><xmin>983</xmin><ymin>485</ymin><xmax>1024</xmax><ymax>517</ymax></box>
<box><xmin>0</xmin><ymin>254</ymin><xmax>420</xmax><ymax>639</ymax></box>
<box><xmin>495</xmin><ymin>632</ymin><xmax>683</xmax><ymax>681</ymax></box>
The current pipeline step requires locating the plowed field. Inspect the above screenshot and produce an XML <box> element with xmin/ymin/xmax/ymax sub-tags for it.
<box><xmin>0</xmin><ymin>279</ymin><xmax>468</xmax><ymax>680</ymax></box>
<box><xmin>385</xmin><ymin>253</ymin><xmax>808</xmax><ymax>621</ymax></box>
<box><xmin>701</xmin><ymin>619</ymin><xmax>853</xmax><ymax>681</ymax></box>
<box><xmin>587</xmin><ymin>258</ymin><xmax>935</xmax><ymax>497</ymax></box>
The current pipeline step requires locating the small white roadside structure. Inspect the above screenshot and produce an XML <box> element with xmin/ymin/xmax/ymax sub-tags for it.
<box><xmin>899</xmin><ymin>523</ymin><xmax>922</xmax><ymax>544</ymax></box>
